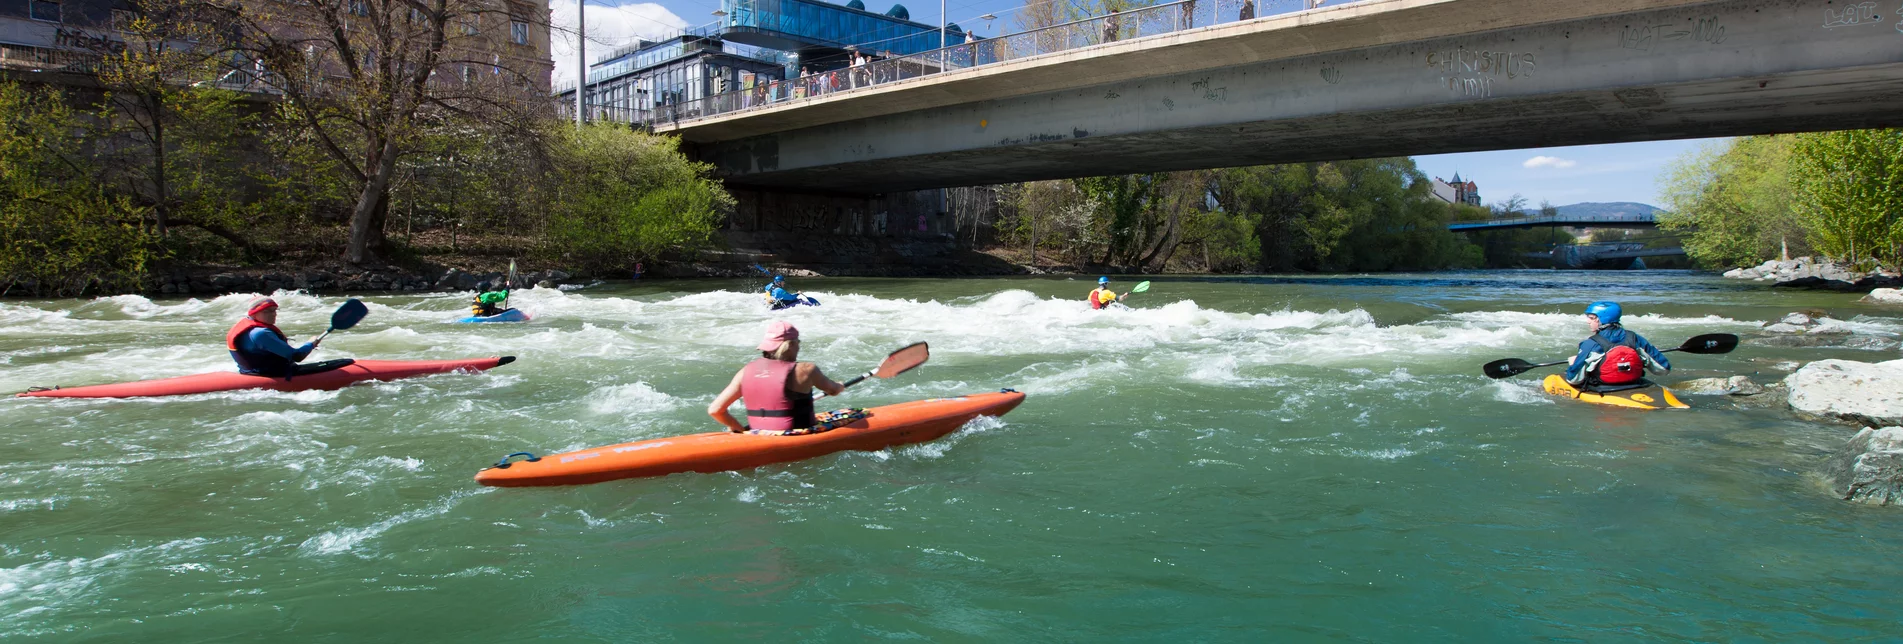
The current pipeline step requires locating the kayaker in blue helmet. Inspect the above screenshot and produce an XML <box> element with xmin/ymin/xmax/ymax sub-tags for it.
<box><xmin>1088</xmin><ymin>276</ymin><xmax>1121</xmax><ymax>310</ymax></box>
<box><xmin>226</xmin><ymin>297</ymin><xmax>319</xmax><ymax>378</ymax></box>
<box><xmin>762</xmin><ymin>275</ymin><xmax>804</xmax><ymax>310</ymax></box>
<box><xmin>1564</xmin><ymin>301</ymin><xmax>1670</xmax><ymax>389</ymax></box>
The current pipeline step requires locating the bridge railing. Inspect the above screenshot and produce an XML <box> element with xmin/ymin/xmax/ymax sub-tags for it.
<box><xmin>630</xmin><ymin>0</ymin><xmax>1333</xmax><ymax>128</ymax></box>
<box><xmin>1447</xmin><ymin>213</ymin><xmax>1659</xmax><ymax>230</ymax></box>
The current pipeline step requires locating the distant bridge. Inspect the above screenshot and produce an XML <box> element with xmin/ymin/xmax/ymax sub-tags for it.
<box><xmin>1449</xmin><ymin>213</ymin><xmax>1658</xmax><ymax>232</ymax></box>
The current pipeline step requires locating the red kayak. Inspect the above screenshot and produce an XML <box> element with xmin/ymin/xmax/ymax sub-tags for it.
<box><xmin>476</xmin><ymin>390</ymin><xmax>1025</xmax><ymax>487</ymax></box>
<box><xmin>15</xmin><ymin>356</ymin><xmax>515</xmax><ymax>398</ymax></box>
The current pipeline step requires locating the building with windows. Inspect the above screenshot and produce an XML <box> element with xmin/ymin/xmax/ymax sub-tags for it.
<box><xmin>1431</xmin><ymin>173</ymin><xmax>1481</xmax><ymax>206</ymax></box>
<box><xmin>559</xmin><ymin>0</ymin><xmax>968</xmax><ymax>124</ymax></box>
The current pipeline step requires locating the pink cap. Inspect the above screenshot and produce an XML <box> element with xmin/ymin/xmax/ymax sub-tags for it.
<box><xmin>758</xmin><ymin>321</ymin><xmax>800</xmax><ymax>351</ymax></box>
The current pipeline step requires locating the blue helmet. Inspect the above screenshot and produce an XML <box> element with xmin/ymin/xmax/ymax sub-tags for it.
<box><xmin>772</xmin><ymin>275</ymin><xmax>785</xmax><ymax>283</ymax></box>
<box><xmin>1585</xmin><ymin>301</ymin><xmax>1622</xmax><ymax>326</ymax></box>
<box><xmin>1098</xmin><ymin>276</ymin><xmax>1110</xmax><ymax>284</ymax></box>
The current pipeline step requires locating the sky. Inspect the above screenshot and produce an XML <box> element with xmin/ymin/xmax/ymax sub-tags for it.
<box><xmin>549</xmin><ymin>0</ymin><xmax>1724</xmax><ymax>207</ymax></box>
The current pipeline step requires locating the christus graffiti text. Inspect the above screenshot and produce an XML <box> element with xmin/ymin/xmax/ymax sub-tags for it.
<box><xmin>1426</xmin><ymin>46</ymin><xmax>1534</xmax><ymax>98</ymax></box>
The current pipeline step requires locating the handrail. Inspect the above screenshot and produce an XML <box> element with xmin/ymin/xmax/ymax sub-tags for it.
<box><xmin>575</xmin><ymin>0</ymin><xmax>1341</xmax><ymax>127</ymax></box>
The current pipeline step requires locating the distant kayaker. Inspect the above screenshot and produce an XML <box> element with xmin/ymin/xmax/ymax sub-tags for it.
<box><xmin>1565</xmin><ymin>301</ymin><xmax>1670</xmax><ymax>390</ymax></box>
<box><xmin>762</xmin><ymin>275</ymin><xmax>804</xmax><ymax>310</ymax></box>
<box><xmin>1088</xmin><ymin>276</ymin><xmax>1121</xmax><ymax>310</ymax></box>
<box><xmin>226</xmin><ymin>297</ymin><xmax>319</xmax><ymax>378</ymax></box>
<box><xmin>470</xmin><ymin>281</ymin><xmax>514</xmax><ymax>318</ymax></box>
<box><xmin>708</xmin><ymin>321</ymin><xmax>844</xmax><ymax>433</ymax></box>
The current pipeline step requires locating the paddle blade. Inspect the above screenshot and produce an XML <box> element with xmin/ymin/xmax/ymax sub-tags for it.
<box><xmin>1131</xmin><ymin>281</ymin><xmax>1151</xmax><ymax>293</ymax></box>
<box><xmin>1482</xmin><ymin>358</ymin><xmax>1535</xmax><ymax>379</ymax></box>
<box><xmin>329</xmin><ymin>298</ymin><xmax>369</xmax><ymax>331</ymax></box>
<box><xmin>802</xmin><ymin>295</ymin><xmax>821</xmax><ymax>306</ymax></box>
<box><xmin>751</xmin><ymin>264</ymin><xmax>772</xmax><ymax>275</ymax></box>
<box><xmin>1676</xmin><ymin>333</ymin><xmax>1739</xmax><ymax>354</ymax></box>
<box><xmin>873</xmin><ymin>342</ymin><xmax>929</xmax><ymax>378</ymax></box>
<box><xmin>506</xmin><ymin>260</ymin><xmax>517</xmax><ymax>285</ymax></box>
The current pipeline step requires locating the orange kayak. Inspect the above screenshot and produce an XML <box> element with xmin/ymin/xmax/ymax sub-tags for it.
<box><xmin>476</xmin><ymin>390</ymin><xmax>1026</xmax><ymax>487</ymax></box>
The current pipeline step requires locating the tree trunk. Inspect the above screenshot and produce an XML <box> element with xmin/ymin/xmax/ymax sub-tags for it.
<box><xmin>346</xmin><ymin>138</ymin><xmax>399</xmax><ymax>264</ymax></box>
<box><xmin>151</xmin><ymin>91</ymin><xmax>168</xmax><ymax>236</ymax></box>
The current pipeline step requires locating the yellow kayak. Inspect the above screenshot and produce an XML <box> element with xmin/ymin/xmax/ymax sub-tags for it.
<box><xmin>1542</xmin><ymin>375</ymin><xmax>1687</xmax><ymax>410</ymax></box>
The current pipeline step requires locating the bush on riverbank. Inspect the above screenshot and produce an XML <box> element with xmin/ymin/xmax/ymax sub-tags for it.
<box><xmin>1660</xmin><ymin>130</ymin><xmax>1903</xmax><ymax>271</ymax></box>
<box><xmin>0</xmin><ymin>78</ymin><xmax>729</xmax><ymax>295</ymax></box>
<box><xmin>983</xmin><ymin>158</ymin><xmax>1484</xmax><ymax>272</ymax></box>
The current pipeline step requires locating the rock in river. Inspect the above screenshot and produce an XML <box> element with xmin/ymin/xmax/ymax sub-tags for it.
<box><xmin>1786</xmin><ymin>359</ymin><xmax>1903</xmax><ymax>427</ymax></box>
<box><xmin>1673</xmin><ymin>376</ymin><xmax>1766</xmax><ymax>396</ymax></box>
<box><xmin>1823</xmin><ymin>427</ymin><xmax>1903</xmax><ymax>505</ymax></box>
<box><xmin>1865</xmin><ymin>288</ymin><xmax>1903</xmax><ymax>306</ymax></box>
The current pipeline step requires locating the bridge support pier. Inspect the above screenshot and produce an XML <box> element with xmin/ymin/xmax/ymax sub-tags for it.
<box><xmin>716</xmin><ymin>186</ymin><xmax>975</xmax><ymax>274</ymax></box>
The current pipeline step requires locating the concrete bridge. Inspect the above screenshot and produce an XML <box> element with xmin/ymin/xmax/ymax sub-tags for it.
<box><xmin>1450</xmin><ymin>213</ymin><xmax>1659</xmax><ymax>232</ymax></box>
<box><xmin>663</xmin><ymin>0</ymin><xmax>1903</xmax><ymax>194</ymax></box>
<box><xmin>1529</xmin><ymin>243</ymin><xmax>1687</xmax><ymax>269</ymax></box>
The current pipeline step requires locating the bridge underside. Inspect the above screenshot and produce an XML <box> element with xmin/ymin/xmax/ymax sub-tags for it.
<box><xmin>691</xmin><ymin>0</ymin><xmax>1903</xmax><ymax>194</ymax></box>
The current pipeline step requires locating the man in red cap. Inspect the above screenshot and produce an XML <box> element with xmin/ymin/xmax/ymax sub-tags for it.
<box><xmin>226</xmin><ymin>297</ymin><xmax>320</xmax><ymax>377</ymax></box>
<box><xmin>708</xmin><ymin>321</ymin><xmax>844</xmax><ymax>433</ymax></box>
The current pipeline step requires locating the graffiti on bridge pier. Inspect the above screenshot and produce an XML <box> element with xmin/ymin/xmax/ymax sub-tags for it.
<box><xmin>1619</xmin><ymin>16</ymin><xmax>1728</xmax><ymax>52</ymax></box>
<box><xmin>1426</xmin><ymin>46</ymin><xmax>1535</xmax><ymax>99</ymax></box>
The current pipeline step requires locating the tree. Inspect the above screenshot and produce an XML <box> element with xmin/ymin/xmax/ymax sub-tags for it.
<box><xmin>1656</xmin><ymin>136</ymin><xmax>1804</xmax><ymax>269</ymax></box>
<box><xmin>220</xmin><ymin>0</ymin><xmax>550</xmax><ymax>263</ymax></box>
<box><xmin>542</xmin><ymin>124</ymin><xmax>732</xmax><ymax>270</ymax></box>
<box><xmin>0</xmin><ymin>83</ymin><xmax>155</xmax><ymax>295</ymax></box>
<box><xmin>1789</xmin><ymin>129</ymin><xmax>1903</xmax><ymax>268</ymax></box>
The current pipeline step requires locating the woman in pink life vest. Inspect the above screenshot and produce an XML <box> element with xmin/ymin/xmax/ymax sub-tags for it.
<box><xmin>708</xmin><ymin>321</ymin><xmax>845</xmax><ymax>433</ymax></box>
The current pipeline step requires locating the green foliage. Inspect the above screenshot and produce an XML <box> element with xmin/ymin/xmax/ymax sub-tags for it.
<box><xmin>1789</xmin><ymin>129</ymin><xmax>1903</xmax><ymax>268</ymax></box>
<box><xmin>1657</xmin><ymin>136</ymin><xmax>1804</xmax><ymax>269</ymax></box>
<box><xmin>543</xmin><ymin>125</ymin><xmax>734</xmax><ymax>271</ymax></box>
<box><xmin>1213</xmin><ymin>158</ymin><xmax>1478</xmax><ymax>271</ymax></box>
<box><xmin>0</xmin><ymin>83</ymin><xmax>155</xmax><ymax>295</ymax></box>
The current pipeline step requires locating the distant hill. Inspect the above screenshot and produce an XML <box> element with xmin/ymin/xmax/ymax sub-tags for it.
<box><xmin>1554</xmin><ymin>202</ymin><xmax>1663</xmax><ymax>218</ymax></box>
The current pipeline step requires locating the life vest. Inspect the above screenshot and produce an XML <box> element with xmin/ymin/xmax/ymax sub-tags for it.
<box><xmin>740</xmin><ymin>358</ymin><xmax>815</xmax><ymax>431</ymax></box>
<box><xmin>1089</xmin><ymin>288</ymin><xmax>1116</xmax><ymax>309</ymax></box>
<box><xmin>1589</xmin><ymin>331</ymin><xmax>1644</xmax><ymax>385</ymax></box>
<box><xmin>226</xmin><ymin>317</ymin><xmax>292</xmax><ymax>377</ymax></box>
<box><xmin>471</xmin><ymin>294</ymin><xmax>498</xmax><ymax>317</ymax></box>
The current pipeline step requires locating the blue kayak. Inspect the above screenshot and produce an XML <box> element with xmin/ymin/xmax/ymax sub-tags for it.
<box><xmin>456</xmin><ymin>309</ymin><xmax>531</xmax><ymax>324</ymax></box>
<box><xmin>767</xmin><ymin>296</ymin><xmax>820</xmax><ymax>311</ymax></box>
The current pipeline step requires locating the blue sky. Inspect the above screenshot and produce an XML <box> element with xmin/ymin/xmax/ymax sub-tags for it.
<box><xmin>1414</xmin><ymin>139</ymin><xmax>1723</xmax><ymax>209</ymax></box>
<box><xmin>553</xmin><ymin>0</ymin><xmax>1724</xmax><ymax>209</ymax></box>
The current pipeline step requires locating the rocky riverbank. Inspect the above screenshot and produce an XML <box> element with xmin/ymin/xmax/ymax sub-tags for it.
<box><xmin>147</xmin><ymin>265</ymin><xmax>576</xmax><ymax>296</ymax></box>
<box><xmin>1723</xmin><ymin>257</ymin><xmax>1902</xmax><ymax>291</ymax></box>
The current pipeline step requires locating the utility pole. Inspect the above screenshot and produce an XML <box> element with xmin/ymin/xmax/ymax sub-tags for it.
<box><xmin>575</xmin><ymin>0</ymin><xmax>586</xmax><ymax>126</ymax></box>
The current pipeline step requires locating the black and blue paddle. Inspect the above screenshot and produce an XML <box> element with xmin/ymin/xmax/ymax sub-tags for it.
<box><xmin>1482</xmin><ymin>333</ymin><xmax>1738</xmax><ymax>379</ymax></box>
<box><xmin>311</xmin><ymin>298</ymin><xmax>368</xmax><ymax>344</ymax></box>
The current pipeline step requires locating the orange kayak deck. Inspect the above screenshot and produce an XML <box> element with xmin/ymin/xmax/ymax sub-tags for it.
<box><xmin>476</xmin><ymin>390</ymin><xmax>1027</xmax><ymax>487</ymax></box>
<box><xmin>15</xmin><ymin>357</ymin><xmax>515</xmax><ymax>398</ymax></box>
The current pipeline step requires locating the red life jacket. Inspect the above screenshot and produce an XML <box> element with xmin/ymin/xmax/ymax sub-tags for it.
<box><xmin>740</xmin><ymin>358</ymin><xmax>815</xmax><ymax>431</ymax></box>
<box><xmin>1590</xmin><ymin>331</ymin><xmax>1644</xmax><ymax>385</ymax></box>
<box><xmin>226</xmin><ymin>317</ymin><xmax>292</xmax><ymax>376</ymax></box>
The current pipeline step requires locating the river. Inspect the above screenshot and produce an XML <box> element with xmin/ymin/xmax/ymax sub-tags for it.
<box><xmin>4</xmin><ymin>270</ymin><xmax>1901</xmax><ymax>640</ymax></box>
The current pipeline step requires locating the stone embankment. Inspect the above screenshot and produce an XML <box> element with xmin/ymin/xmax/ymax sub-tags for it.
<box><xmin>152</xmin><ymin>267</ymin><xmax>572</xmax><ymax>295</ymax></box>
<box><xmin>1722</xmin><ymin>257</ymin><xmax>1901</xmax><ymax>291</ymax></box>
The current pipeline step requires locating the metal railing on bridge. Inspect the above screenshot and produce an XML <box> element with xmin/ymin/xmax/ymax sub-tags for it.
<box><xmin>1448</xmin><ymin>213</ymin><xmax>1659</xmax><ymax>232</ymax></box>
<box><xmin>598</xmin><ymin>0</ymin><xmax>1338</xmax><ymax>128</ymax></box>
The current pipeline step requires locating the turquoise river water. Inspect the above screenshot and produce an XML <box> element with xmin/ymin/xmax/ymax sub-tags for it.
<box><xmin>4</xmin><ymin>270</ymin><xmax>1902</xmax><ymax>641</ymax></box>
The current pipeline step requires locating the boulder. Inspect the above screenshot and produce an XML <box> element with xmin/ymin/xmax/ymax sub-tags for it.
<box><xmin>1823</xmin><ymin>427</ymin><xmax>1903</xmax><ymax>505</ymax></box>
<box><xmin>1763</xmin><ymin>323</ymin><xmax>1807</xmax><ymax>334</ymax></box>
<box><xmin>1780</xmin><ymin>312</ymin><xmax>1814</xmax><ymax>326</ymax></box>
<box><xmin>1865</xmin><ymin>288</ymin><xmax>1903</xmax><ymax>305</ymax></box>
<box><xmin>1674</xmin><ymin>375</ymin><xmax>1765</xmax><ymax>396</ymax></box>
<box><xmin>1786</xmin><ymin>359</ymin><xmax>1903</xmax><ymax>426</ymax></box>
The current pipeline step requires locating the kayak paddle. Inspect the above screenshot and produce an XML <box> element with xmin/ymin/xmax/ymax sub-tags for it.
<box><xmin>504</xmin><ymin>259</ymin><xmax>517</xmax><ymax>309</ymax></box>
<box><xmin>1482</xmin><ymin>333</ymin><xmax>1739</xmax><ymax>379</ymax></box>
<box><xmin>311</xmin><ymin>298</ymin><xmax>368</xmax><ymax>344</ymax></box>
<box><xmin>827</xmin><ymin>342</ymin><xmax>929</xmax><ymax>395</ymax></box>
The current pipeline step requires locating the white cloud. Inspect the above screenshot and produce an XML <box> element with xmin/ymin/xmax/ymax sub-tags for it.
<box><xmin>548</xmin><ymin>0</ymin><xmax>690</xmax><ymax>87</ymax></box>
<box><xmin>1522</xmin><ymin>155</ymin><xmax>1578</xmax><ymax>170</ymax></box>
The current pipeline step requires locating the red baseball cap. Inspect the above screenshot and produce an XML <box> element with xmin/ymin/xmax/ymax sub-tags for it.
<box><xmin>758</xmin><ymin>321</ymin><xmax>799</xmax><ymax>351</ymax></box>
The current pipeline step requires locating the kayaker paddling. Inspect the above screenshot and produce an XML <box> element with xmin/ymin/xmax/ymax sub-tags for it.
<box><xmin>709</xmin><ymin>321</ymin><xmax>844</xmax><ymax>433</ymax></box>
<box><xmin>1565</xmin><ymin>301</ymin><xmax>1670</xmax><ymax>391</ymax></box>
<box><xmin>226</xmin><ymin>297</ymin><xmax>323</xmax><ymax>378</ymax></box>
<box><xmin>470</xmin><ymin>281</ymin><xmax>516</xmax><ymax>319</ymax></box>
<box><xmin>1088</xmin><ymin>276</ymin><xmax>1120</xmax><ymax>310</ymax></box>
<box><xmin>762</xmin><ymin>275</ymin><xmax>806</xmax><ymax>310</ymax></box>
